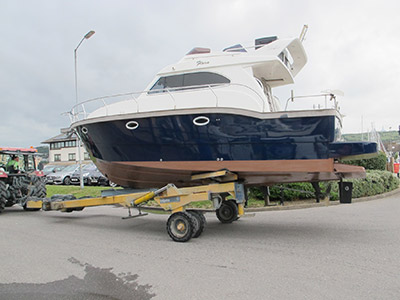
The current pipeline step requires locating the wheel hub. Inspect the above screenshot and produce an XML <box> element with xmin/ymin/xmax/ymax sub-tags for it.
<box><xmin>176</xmin><ymin>221</ymin><xmax>186</xmax><ymax>232</ymax></box>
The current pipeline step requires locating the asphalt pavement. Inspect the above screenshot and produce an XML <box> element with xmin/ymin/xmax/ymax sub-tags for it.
<box><xmin>0</xmin><ymin>191</ymin><xmax>399</xmax><ymax>299</ymax></box>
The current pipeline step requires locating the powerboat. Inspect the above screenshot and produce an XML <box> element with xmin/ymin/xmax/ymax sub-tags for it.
<box><xmin>69</xmin><ymin>35</ymin><xmax>377</xmax><ymax>188</ymax></box>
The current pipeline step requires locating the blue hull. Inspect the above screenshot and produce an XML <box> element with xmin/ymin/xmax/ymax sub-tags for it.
<box><xmin>77</xmin><ymin>113</ymin><xmax>375</xmax><ymax>162</ymax></box>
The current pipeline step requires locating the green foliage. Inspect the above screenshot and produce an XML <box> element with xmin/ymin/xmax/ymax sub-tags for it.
<box><xmin>378</xmin><ymin>131</ymin><xmax>400</xmax><ymax>143</ymax></box>
<box><xmin>269</xmin><ymin>183</ymin><xmax>316</xmax><ymax>200</ymax></box>
<box><xmin>249</xmin><ymin>182</ymin><xmax>317</xmax><ymax>201</ymax></box>
<box><xmin>46</xmin><ymin>185</ymin><xmax>120</xmax><ymax>198</ymax></box>
<box><xmin>342</xmin><ymin>134</ymin><xmax>362</xmax><ymax>142</ymax></box>
<box><xmin>248</xmin><ymin>187</ymin><xmax>264</xmax><ymax>200</ymax></box>
<box><xmin>35</xmin><ymin>145</ymin><xmax>49</xmax><ymax>159</ymax></box>
<box><xmin>342</xmin><ymin>170</ymin><xmax>399</xmax><ymax>198</ymax></box>
<box><xmin>343</xmin><ymin>131</ymin><xmax>400</xmax><ymax>143</ymax></box>
<box><xmin>342</xmin><ymin>151</ymin><xmax>387</xmax><ymax>170</ymax></box>
<box><xmin>248</xmin><ymin>170</ymin><xmax>399</xmax><ymax>202</ymax></box>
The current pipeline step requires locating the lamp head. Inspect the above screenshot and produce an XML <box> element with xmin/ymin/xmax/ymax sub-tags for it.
<box><xmin>84</xmin><ymin>30</ymin><xmax>95</xmax><ymax>39</ymax></box>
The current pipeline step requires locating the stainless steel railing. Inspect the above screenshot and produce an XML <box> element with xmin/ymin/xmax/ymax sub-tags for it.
<box><xmin>68</xmin><ymin>83</ymin><xmax>266</xmax><ymax>123</ymax></box>
<box><xmin>284</xmin><ymin>91</ymin><xmax>341</xmax><ymax>111</ymax></box>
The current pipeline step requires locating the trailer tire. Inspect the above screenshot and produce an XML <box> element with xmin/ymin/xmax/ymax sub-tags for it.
<box><xmin>167</xmin><ymin>212</ymin><xmax>195</xmax><ymax>242</ymax></box>
<box><xmin>0</xmin><ymin>181</ymin><xmax>7</xmax><ymax>213</ymax></box>
<box><xmin>188</xmin><ymin>210</ymin><xmax>206</xmax><ymax>238</ymax></box>
<box><xmin>216</xmin><ymin>200</ymin><xmax>238</xmax><ymax>223</ymax></box>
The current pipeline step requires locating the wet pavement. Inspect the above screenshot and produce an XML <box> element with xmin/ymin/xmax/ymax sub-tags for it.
<box><xmin>0</xmin><ymin>258</ymin><xmax>154</xmax><ymax>300</ymax></box>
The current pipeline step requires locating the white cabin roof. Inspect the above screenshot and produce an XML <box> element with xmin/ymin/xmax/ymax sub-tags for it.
<box><xmin>155</xmin><ymin>37</ymin><xmax>307</xmax><ymax>88</ymax></box>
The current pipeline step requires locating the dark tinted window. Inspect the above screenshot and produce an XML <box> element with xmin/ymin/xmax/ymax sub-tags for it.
<box><xmin>183</xmin><ymin>72</ymin><xmax>229</xmax><ymax>86</ymax></box>
<box><xmin>149</xmin><ymin>72</ymin><xmax>230</xmax><ymax>93</ymax></box>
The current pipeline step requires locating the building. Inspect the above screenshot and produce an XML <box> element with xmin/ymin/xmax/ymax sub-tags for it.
<box><xmin>42</xmin><ymin>130</ymin><xmax>91</xmax><ymax>164</ymax></box>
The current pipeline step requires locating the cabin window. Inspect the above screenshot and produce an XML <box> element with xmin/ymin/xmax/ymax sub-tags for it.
<box><xmin>149</xmin><ymin>72</ymin><xmax>230</xmax><ymax>94</ymax></box>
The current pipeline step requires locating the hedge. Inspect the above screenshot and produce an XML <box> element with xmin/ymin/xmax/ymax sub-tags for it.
<box><xmin>249</xmin><ymin>170</ymin><xmax>399</xmax><ymax>202</ymax></box>
<box><xmin>341</xmin><ymin>151</ymin><xmax>387</xmax><ymax>170</ymax></box>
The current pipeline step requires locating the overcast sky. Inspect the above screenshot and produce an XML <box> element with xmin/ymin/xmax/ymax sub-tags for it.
<box><xmin>1</xmin><ymin>0</ymin><xmax>400</xmax><ymax>147</ymax></box>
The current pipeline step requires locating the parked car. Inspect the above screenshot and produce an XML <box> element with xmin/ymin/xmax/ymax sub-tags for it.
<box><xmin>45</xmin><ymin>164</ymin><xmax>85</xmax><ymax>185</ymax></box>
<box><xmin>42</xmin><ymin>164</ymin><xmax>66</xmax><ymax>176</ymax></box>
<box><xmin>70</xmin><ymin>163</ymin><xmax>110</xmax><ymax>186</ymax></box>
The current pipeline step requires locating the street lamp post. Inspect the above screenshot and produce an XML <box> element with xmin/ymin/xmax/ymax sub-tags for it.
<box><xmin>74</xmin><ymin>30</ymin><xmax>95</xmax><ymax>189</ymax></box>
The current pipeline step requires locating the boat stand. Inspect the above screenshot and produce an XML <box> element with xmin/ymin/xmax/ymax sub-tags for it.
<box><xmin>122</xmin><ymin>207</ymin><xmax>148</xmax><ymax>220</ymax></box>
<box><xmin>26</xmin><ymin>170</ymin><xmax>246</xmax><ymax>242</ymax></box>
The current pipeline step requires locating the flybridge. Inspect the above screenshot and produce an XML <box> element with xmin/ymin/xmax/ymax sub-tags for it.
<box><xmin>187</xmin><ymin>36</ymin><xmax>279</xmax><ymax>55</ymax></box>
<box><xmin>167</xmin><ymin>36</ymin><xmax>307</xmax><ymax>88</ymax></box>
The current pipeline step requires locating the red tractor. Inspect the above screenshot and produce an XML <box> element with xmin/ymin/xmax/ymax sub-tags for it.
<box><xmin>0</xmin><ymin>147</ymin><xmax>46</xmax><ymax>213</ymax></box>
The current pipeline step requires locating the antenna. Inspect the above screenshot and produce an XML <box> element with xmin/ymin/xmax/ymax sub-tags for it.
<box><xmin>299</xmin><ymin>25</ymin><xmax>308</xmax><ymax>42</ymax></box>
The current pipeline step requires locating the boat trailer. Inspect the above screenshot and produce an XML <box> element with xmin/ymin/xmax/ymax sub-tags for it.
<box><xmin>26</xmin><ymin>170</ymin><xmax>246</xmax><ymax>242</ymax></box>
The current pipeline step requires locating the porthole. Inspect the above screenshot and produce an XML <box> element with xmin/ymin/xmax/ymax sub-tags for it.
<box><xmin>126</xmin><ymin>121</ymin><xmax>139</xmax><ymax>130</ymax></box>
<box><xmin>193</xmin><ymin>116</ymin><xmax>210</xmax><ymax>126</ymax></box>
<box><xmin>81</xmin><ymin>127</ymin><xmax>88</xmax><ymax>134</ymax></box>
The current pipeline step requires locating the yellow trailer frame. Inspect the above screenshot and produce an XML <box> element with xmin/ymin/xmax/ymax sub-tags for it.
<box><xmin>26</xmin><ymin>170</ymin><xmax>246</xmax><ymax>242</ymax></box>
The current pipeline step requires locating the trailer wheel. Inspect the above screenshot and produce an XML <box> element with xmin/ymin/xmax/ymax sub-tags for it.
<box><xmin>188</xmin><ymin>210</ymin><xmax>206</xmax><ymax>238</ymax></box>
<box><xmin>167</xmin><ymin>212</ymin><xmax>195</xmax><ymax>242</ymax></box>
<box><xmin>0</xmin><ymin>181</ymin><xmax>7</xmax><ymax>213</ymax></box>
<box><xmin>216</xmin><ymin>200</ymin><xmax>238</xmax><ymax>223</ymax></box>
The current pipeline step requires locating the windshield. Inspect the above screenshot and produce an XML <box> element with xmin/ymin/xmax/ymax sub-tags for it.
<box><xmin>82</xmin><ymin>164</ymin><xmax>96</xmax><ymax>171</ymax></box>
<box><xmin>0</xmin><ymin>153</ymin><xmax>36</xmax><ymax>172</ymax></box>
<box><xmin>43</xmin><ymin>165</ymin><xmax>55</xmax><ymax>171</ymax></box>
<box><xmin>61</xmin><ymin>164</ymin><xmax>78</xmax><ymax>172</ymax></box>
<box><xmin>149</xmin><ymin>72</ymin><xmax>230</xmax><ymax>94</ymax></box>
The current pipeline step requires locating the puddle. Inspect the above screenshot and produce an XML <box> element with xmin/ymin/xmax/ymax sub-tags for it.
<box><xmin>0</xmin><ymin>258</ymin><xmax>155</xmax><ymax>300</ymax></box>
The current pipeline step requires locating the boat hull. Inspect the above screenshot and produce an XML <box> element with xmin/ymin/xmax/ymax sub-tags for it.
<box><xmin>77</xmin><ymin>110</ymin><xmax>337</xmax><ymax>162</ymax></box>
<box><xmin>73</xmin><ymin>109</ymin><xmax>374</xmax><ymax>188</ymax></box>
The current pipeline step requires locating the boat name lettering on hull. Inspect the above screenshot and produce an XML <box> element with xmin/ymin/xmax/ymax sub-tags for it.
<box><xmin>196</xmin><ymin>60</ymin><xmax>209</xmax><ymax>66</ymax></box>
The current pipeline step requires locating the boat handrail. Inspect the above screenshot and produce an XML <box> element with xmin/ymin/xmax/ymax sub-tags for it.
<box><xmin>284</xmin><ymin>92</ymin><xmax>340</xmax><ymax>111</ymax></box>
<box><xmin>68</xmin><ymin>83</ymin><xmax>266</xmax><ymax>123</ymax></box>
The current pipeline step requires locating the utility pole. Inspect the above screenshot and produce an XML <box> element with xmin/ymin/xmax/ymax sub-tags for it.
<box><xmin>74</xmin><ymin>30</ymin><xmax>95</xmax><ymax>189</ymax></box>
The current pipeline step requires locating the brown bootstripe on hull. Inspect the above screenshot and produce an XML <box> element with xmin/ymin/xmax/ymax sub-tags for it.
<box><xmin>95</xmin><ymin>159</ymin><xmax>366</xmax><ymax>188</ymax></box>
<box><xmin>125</xmin><ymin>159</ymin><xmax>335</xmax><ymax>172</ymax></box>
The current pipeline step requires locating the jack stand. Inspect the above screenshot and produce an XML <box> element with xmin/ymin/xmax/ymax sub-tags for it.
<box><xmin>311</xmin><ymin>182</ymin><xmax>322</xmax><ymax>203</ymax></box>
<box><xmin>122</xmin><ymin>207</ymin><xmax>148</xmax><ymax>220</ymax></box>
